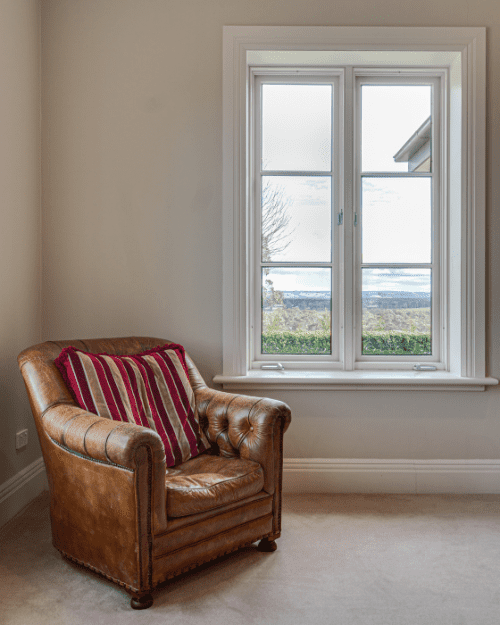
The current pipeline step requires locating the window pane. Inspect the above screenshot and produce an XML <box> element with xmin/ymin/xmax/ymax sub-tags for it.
<box><xmin>362</xmin><ymin>268</ymin><xmax>431</xmax><ymax>356</ymax></box>
<box><xmin>362</xmin><ymin>178</ymin><xmax>431</xmax><ymax>264</ymax></box>
<box><xmin>361</xmin><ymin>85</ymin><xmax>431</xmax><ymax>173</ymax></box>
<box><xmin>262</xmin><ymin>84</ymin><xmax>332</xmax><ymax>172</ymax></box>
<box><xmin>262</xmin><ymin>267</ymin><xmax>332</xmax><ymax>355</ymax></box>
<box><xmin>262</xmin><ymin>176</ymin><xmax>331</xmax><ymax>263</ymax></box>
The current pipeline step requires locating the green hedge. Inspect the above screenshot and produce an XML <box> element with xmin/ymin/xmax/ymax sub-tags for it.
<box><xmin>262</xmin><ymin>331</ymin><xmax>331</xmax><ymax>355</ymax></box>
<box><xmin>362</xmin><ymin>332</ymin><xmax>431</xmax><ymax>355</ymax></box>
<box><xmin>262</xmin><ymin>331</ymin><xmax>431</xmax><ymax>356</ymax></box>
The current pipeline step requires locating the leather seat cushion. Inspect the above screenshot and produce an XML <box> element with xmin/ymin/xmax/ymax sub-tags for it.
<box><xmin>165</xmin><ymin>454</ymin><xmax>265</xmax><ymax>517</ymax></box>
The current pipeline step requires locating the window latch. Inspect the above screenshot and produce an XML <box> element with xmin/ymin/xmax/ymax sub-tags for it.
<box><xmin>413</xmin><ymin>364</ymin><xmax>437</xmax><ymax>371</ymax></box>
<box><xmin>337</xmin><ymin>211</ymin><xmax>343</xmax><ymax>225</ymax></box>
<box><xmin>261</xmin><ymin>363</ymin><xmax>284</xmax><ymax>371</ymax></box>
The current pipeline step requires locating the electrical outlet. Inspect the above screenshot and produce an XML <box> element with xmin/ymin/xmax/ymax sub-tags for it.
<box><xmin>16</xmin><ymin>429</ymin><xmax>28</xmax><ymax>450</ymax></box>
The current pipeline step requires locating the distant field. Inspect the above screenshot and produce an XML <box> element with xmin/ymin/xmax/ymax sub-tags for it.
<box><xmin>262</xmin><ymin>307</ymin><xmax>330</xmax><ymax>334</ymax></box>
<box><xmin>263</xmin><ymin>307</ymin><xmax>430</xmax><ymax>334</ymax></box>
<box><xmin>262</xmin><ymin>306</ymin><xmax>431</xmax><ymax>355</ymax></box>
<box><xmin>362</xmin><ymin>307</ymin><xmax>430</xmax><ymax>334</ymax></box>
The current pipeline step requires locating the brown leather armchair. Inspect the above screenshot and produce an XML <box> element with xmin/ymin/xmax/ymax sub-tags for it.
<box><xmin>18</xmin><ymin>337</ymin><xmax>291</xmax><ymax>609</ymax></box>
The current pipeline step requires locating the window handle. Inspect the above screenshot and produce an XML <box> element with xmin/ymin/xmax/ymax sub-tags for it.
<box><xmin>413</xmin><ymin>364</ymin><xmax>437</xmax><ymax>371</ymax></box>
<box><xmin>261</xmin><ymin>363</ymin><xmax>284</xmax><ymax>370</ymax></box>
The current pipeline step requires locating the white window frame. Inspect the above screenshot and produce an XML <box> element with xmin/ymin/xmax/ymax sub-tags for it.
<box><xmin>216</xmin><ymin>26</ymin><xmax>497</xmax><ymax>391</ymax></box>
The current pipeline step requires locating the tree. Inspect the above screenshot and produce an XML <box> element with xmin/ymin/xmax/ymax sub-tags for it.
<box><xmin>261</xmin><ymin>179</ymin><xmax>294</xmax><ymax>310</ymax></box>
<box><xmin>261</xmin><ymin>179</ymin><xmax>294</xmax><ymax>262</ymax></box>
<box><xmin>263</xmin><ymin>277</ymin><xmax>285</xmax><ymax>309</ymax></box>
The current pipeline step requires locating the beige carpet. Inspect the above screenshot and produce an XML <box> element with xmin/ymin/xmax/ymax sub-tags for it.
<box><xmin>2</xmin><ymin>491</ymin><xmax>500</xmax><ymax>624</ymax></box>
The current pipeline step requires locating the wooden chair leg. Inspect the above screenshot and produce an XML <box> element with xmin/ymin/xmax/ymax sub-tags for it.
<box><xmin>130</xmin><ymin>592</ymin><xmax>154</xmax><ymax>610</ymax></box>
<box><xmin>257</xmin><ymin>537</ymin><xmax>277</xmax><ymax>552</ymax></box>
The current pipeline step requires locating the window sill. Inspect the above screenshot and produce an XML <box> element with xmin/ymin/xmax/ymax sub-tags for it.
<box><xmin>213</xmin><ymin>370</ymin><xmax>498</xmax><ymax>392</ymax></box>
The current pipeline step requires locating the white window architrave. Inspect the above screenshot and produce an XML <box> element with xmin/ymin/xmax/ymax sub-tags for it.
<box><xmin>217</xmin><ymin>26</ymin><xmax>496</xmax><ymax>391</ymax></box>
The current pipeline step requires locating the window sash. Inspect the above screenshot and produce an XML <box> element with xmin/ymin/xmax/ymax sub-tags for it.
<box><xmin>252</xmin><ymin>74</ymin><xmax>341</xmax><ymax>367</ymax></box>
<box><xmin>354</xmin><ymin>74</ymin><xmax>443</xmax><ymax>366</ymax></box>
<box><xmin>251</xmin><ymin>69</ymin><xmax>444</xmax><ymax>370</ymax></box>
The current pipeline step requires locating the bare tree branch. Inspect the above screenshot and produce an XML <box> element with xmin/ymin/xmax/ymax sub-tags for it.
<box><xmin>261</xmin><ymin>178</ymin><xmax>294</xmax><ymax>262</ymax></box>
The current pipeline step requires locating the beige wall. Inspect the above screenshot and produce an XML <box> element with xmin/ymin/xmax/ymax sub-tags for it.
<box><xmin>0</xmin><ymin>0</ymin><xmax>41</xmax><ymax>484</ymax></box>
<box><xmin>40</xmin><ymin>0</ymin><xmax>500</xmax><ymax>461</ymax></box>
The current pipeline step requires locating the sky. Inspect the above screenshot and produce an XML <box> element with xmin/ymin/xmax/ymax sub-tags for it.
<box><xmin>261</xmin><ymin>83</ymin><xmax>432</xmax><ymax>294</ymax></box>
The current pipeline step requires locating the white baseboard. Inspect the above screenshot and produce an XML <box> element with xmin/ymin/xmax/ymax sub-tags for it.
<box><xmin>283</xmin><ymin>458</ymin><xmax>500</xmax><ymax>494</ymax></box>
<box><xmin>0</xmin><ymin>457</ymin><xmax>47</xmax><ymax>528</ymax></box>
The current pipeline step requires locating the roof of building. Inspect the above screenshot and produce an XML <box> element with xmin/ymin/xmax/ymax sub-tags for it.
<box><xmin>393</xmin><ymin>116</ymin><xmax>431</xmax><ymax>163</ymax></box>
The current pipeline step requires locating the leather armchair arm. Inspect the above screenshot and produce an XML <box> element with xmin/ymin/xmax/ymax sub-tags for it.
<box><xmin>42</xmin><ymin>403</ymin><xmax>167</xmax><ymax>535</ymax></box>
<box><xmin>43</xmin><ymin>403</ymin><xmax>165</xmax><ymax>470</ymax></box>
<box><xmin>195</xmin><ymin>387</ymin><xmax>291</xmax><ymax>495</ymax></box>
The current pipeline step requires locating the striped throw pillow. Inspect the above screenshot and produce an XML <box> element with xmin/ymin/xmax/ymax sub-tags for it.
<box><xmin>54</xmin><ymin>343</ymin><xmax>209</xmax><ymax>467</ymax></box>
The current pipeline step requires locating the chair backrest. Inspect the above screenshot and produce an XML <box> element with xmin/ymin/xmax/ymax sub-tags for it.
<box><xmin>18</xmin><ymin>336</ymin><xmax>177</xmax><ymax>421</ymax></box>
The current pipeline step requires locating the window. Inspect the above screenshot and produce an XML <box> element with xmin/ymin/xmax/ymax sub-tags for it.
<box><xmin>255</xmin><ymin>73</ymin><xmax>440</xmax><ymax>370</ymax></box>
<box><xmin>218</xmin><ymin>27</ymin><xmax>495</xmax><ymax>391</ymax></box>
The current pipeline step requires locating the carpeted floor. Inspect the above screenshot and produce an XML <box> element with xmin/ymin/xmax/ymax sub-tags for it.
<box><xmin>2</xmin><ymin>491</ymin><xmax>500</xmax><ymax>624</ymax></box>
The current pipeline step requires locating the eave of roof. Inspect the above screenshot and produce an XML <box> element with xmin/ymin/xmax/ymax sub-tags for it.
<box><xmin>393</xmin><ymin>116</ymin><xmax>431</xmax><ymax>163</ymax></box>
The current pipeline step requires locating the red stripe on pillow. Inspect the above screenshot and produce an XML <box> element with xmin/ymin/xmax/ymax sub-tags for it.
<box><xmin>143</xmin><ymin>354</ymin><xmax>188</xmax><ymax>465</ymax></box>
<box><xmin>147</xmin><ymin>352</ymin><xmax>200</xmax><ymax>457</ymax></box>
<box><xmin>152</xmin><ymin>352</ymin><xmax>200</xmax><ymax>456</ymax></box>
<box><xmin>139</xmin><ymin>343</ymin><xmax>190</xmax><ymax>379</ymax></box>
<box><xmin>151</xmin><ymin>353</ymin><xmax>199</xmax><ymax>457</ymax></box>
<box><xmin>96</xmin><ymin>354</ymin><xmax>131</xmax><ymax>422</ymax></box>
<box><xmin>157</xmin><ymin>350</ymin><xmax>208</xmax><ymax>452</ymax></box>
<box><xmin>60</xmin><ymin>351</ymin><xmax>87</xmax><ymax>409</ymax></box>
<box><xmin>131</xmin><ymin>354</ymin><xmax>183</xmax><ymax>466</ymax></box>
<box><xmin>121</xmin><ymin>358</ymin><xmax>181</xmax><ymax>468</ymax></box>
<box><xmin>117</xmin><ymin>357</ymin><xmax>150</xmax><ymax>429</ymax></box>
<box><xmin>155</xmin><ymin>351</ymin><xmax>190</xmax><ymax>411</ymax></box>
<box><xmin>170</xmin><ymin>344</ymin><xmax>191</xmax><ymax>379</ymax></box>
<box><xmin>63</xmin><ymin>348</ymin><xmax>98</xmax><ymax>414</ymax></box>
<box><xmin>89</xmin><ymin>355</ymin><xmax>124</xmax><ymax>422</ymax></box>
